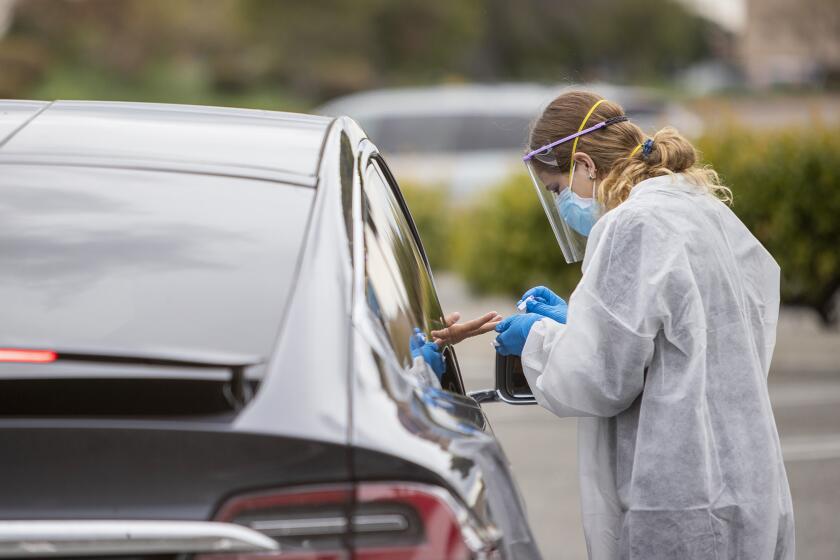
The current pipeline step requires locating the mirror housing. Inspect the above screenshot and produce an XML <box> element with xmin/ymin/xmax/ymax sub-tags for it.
<box><xmin>468</xmin><ymin>355</ymin><xmax>537</xmax><ymax>405</ymax></box>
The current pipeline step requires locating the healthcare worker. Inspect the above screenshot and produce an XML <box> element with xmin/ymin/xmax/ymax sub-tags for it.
<box><xmin>494</xmin><ymin>91</ymin><xmax>795</xmax><ymax>559</ymax></box>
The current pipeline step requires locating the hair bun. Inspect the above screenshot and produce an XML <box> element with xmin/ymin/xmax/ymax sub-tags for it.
<box><xmin>647</xmin><ymin>127</ymin><xmax>696</xmax><ymax>172</ymax></box>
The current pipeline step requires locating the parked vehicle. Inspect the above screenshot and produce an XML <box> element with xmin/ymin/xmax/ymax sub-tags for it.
<box><xmin>318</xmin><ymin>82</ymin><xmax>703</xmax><ymax>199</ymax></box>
<box><xmin>0</xmin><ymin>100</ymin><xmax>540</xmax><ymax>560</ymax></box>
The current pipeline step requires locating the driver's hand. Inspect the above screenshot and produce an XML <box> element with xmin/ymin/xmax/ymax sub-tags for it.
<box><xmin>431</xmin><ymin>311</ymin><xmax>502</xmax><ymax>347</ymax></box>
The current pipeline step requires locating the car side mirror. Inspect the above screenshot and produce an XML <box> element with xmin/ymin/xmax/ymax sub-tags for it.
<box><xmin>468</xmin><ymin>355</ymin><xmax>537</xmax><ymax>405</ymax></box>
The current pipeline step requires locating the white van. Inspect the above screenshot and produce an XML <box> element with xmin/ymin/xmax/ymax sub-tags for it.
<box><xmin>318</xmin><ymin>82</ymin><xmax>702</xmax><ymax>200</ymax></box>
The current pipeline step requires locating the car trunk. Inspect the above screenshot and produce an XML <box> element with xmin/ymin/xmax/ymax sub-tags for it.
<box><xmin>0</xmin><ymin>423</ymin><xmax>351</xmax><ymax>520</ymax></box>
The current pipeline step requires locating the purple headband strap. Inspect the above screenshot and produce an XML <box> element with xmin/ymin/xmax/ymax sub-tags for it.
<box><xmin>523</xmin><ymin>115</ymin><xmax>629</xmax><ymax>162</ymax></box>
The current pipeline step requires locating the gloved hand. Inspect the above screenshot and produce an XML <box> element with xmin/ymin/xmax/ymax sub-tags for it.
<box><xmin>410</xmin><ymin>328</ymin><xmax>446</xmax><ymax>379</ymax></box>
<box><xmin>518</xmin><ymin>285</ymin><xmax>568</xmax><ymax>324</ymax></box>
<box><xmin>494</xmin><ymin>313</ymin><xmax>544</xmax><ymax>356</ymax></box>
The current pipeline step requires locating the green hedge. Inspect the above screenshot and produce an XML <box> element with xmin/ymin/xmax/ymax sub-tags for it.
<box><xmin>698</xmin><ymin>126</ymin><xmax>840</xmax><ymax>326</ymax></box>
<box><xmin>400</xmin><ymin>182</ymin><xmax>454</xmax><ymax>271</ymax></box>
<box><xmin>450</xmin><ymin>174</ymin><xmax>583</xmax><ymax>298</ymax></box>
<box><xmin>402</xmin><ymin>174</ymin><xmax>583</xmax><ymax>299</ymax></box>
<box><xmin>402</xmin><ymin>126</ymin><xmax>840</xmax><ymax>327</ymax></box>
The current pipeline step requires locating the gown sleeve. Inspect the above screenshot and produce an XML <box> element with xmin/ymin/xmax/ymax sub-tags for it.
<box><xmin>521</xmin><ymin>206</ymin><xmax>673</xmax><ymax>418</ymax></box>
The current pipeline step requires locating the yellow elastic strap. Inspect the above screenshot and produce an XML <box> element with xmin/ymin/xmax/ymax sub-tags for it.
<box><xmin>629</xmin><ymin>143</ymin><xmax>643</xmax><ymax>158</ymax></box>
<box><xmin>569</xmin><ymin>99</ymin><xmax>606</xmax><ymax>176</ymax></box>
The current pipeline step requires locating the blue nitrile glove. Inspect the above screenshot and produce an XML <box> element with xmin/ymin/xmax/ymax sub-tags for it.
<box><xmin>410</xmin><ymin>328</ymin><xmax>446</xmax><ymax>379</ymax></box>
<box><xmin>519</xmin><ymin>285</ymin><xmax>564</xmax><ymax>307</ymax></box>
<box><xmin>494</xmin><ymin>313</ymin><xmax>544</xmax><ymax>357</ymax></box>
<box><xmin>517</xmin><ymin>285</ymin><xmax>568</xmax><ymax>324</ymax></box>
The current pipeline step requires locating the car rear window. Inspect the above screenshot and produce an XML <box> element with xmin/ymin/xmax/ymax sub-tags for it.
<box><xmin>0</xmin><ymin>165</ymin><xmax>313</xmax><ymax>367</ymax></box>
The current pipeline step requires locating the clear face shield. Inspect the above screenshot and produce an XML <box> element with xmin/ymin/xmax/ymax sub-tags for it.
<box><xmin>524</xmin><ymin>156</ymin><xmax>588</xmax><ymax>263</ymax></box>
<box><xmin>523</xmin><ymin>111</ymin><xmax>628</xmax><ymax>263</ymax></box>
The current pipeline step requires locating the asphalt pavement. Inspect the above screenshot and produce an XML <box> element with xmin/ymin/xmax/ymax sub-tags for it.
<box><xmin>435</xmin><ymin>272</ymin><xmax>840</xmax><ymax>560</ymax></box>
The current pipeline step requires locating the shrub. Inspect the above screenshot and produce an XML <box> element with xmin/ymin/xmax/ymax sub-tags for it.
<box><xmin>400</xmin><ymin>181</ymin><xmax>455</xmax><ymax>270</ymax></box>
<box><xmin>450</xmin><ymin>173</ymin><xmax>583</xmax><ymax>300</ymax></box>
<box><xmin>698</xmin><ymin>126</ymin><xmax>840</xmax><ymax>326</ymax></box>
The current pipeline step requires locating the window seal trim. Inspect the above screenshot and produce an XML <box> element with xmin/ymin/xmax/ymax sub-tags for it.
<box><xmin>357</xmin><ymin>147</ymin><xmax>465</xmax><ymax>394</ymax></box>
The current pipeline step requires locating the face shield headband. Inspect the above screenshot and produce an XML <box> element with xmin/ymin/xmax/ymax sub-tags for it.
<box><xmin>523</xmin><ymin>114</ymin><xmax>630</xmax><ymax>168</ymax></box>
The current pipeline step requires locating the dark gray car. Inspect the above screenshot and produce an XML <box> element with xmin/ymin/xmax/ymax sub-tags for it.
<box><xmin>0</xmin><ymin>100</ymin><xmax>541</xmax><ymax>560</ymax></box>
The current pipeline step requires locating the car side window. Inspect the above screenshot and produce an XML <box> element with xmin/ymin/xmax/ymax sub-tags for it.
<box><xmin>363</xmin><ymin>160</ymin><xmax>462</xmax><ymax>392</ymax></box>
<box><xmin>363</xmin><ymin>163</ymin><xmax>424</xmax><ymax>368</ymax></box>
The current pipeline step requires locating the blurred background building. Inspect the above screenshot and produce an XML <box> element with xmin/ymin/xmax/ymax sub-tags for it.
<box><xmin>742</xmin><ymin>0</ymin><xmax>840</xmax><ymax>88</ymax></box>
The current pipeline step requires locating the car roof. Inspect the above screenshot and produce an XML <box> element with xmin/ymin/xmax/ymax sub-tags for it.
<box><xmin>0</xmin><ymin>100</ymin><xmax>333</xmax><ymax>186</ymax></box>
<box><xmin>317</xmin><ymin>82</ymin><xmax>665</xmax><ymax>120</ymax></box>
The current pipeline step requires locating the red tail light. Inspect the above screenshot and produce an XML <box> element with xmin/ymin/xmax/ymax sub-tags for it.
<box><xmin>206</xmin><ymin>482</ymin><xmax>500</xmax><ymax>560</ymax></box>
<box><xmin>0</xmin><ymin>348</ymin><xmax>57</xmax><ymax>363</ymax></box>
<box><xmin>352</xmin><ymin>483</ymin><xmax>489</xmax><ymax>560</ymax></box>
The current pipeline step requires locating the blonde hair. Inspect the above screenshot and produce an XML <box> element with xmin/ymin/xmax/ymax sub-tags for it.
<box><xmin>528</xmin><ymin>90</ymin><xmax>730</xmax><ymax>210</ymax></box>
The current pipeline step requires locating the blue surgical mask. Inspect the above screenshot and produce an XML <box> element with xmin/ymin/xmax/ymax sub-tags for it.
<box><xmin>555</xmin><ymin>183</ymin><xmax>600</xmax><ymax>237</ymax></box>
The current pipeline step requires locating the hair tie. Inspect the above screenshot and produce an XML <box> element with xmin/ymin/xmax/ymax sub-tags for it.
<box><xmin>642</xmin><ymin>138</ymin><xmax>655</xmax><ymax>159</ymax></box>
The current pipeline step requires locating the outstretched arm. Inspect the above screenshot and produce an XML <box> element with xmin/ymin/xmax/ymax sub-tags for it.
<box><xmin>431</xmin><ymin>311</ymin><xmax>502</xmax><ymax>347</ymax></box>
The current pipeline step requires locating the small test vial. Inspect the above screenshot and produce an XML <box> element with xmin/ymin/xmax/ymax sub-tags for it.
<box><xmin>517</xmin><ymin>295</ymin><xmax>535</xmax><ymax>311</ymax></box>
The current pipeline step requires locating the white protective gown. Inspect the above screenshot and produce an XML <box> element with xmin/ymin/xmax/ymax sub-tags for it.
<box><xmin>521</xmin><ymin>174</ymin><xmax>794</xmax><ymax>560</ymax></box>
